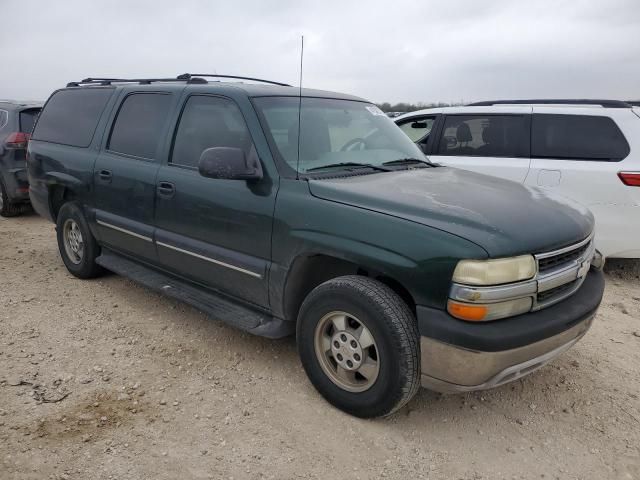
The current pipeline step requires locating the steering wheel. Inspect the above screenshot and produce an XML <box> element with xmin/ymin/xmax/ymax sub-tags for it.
<box><xmin>340</xmin><ymin>138</ymin><xmax>367</xmax><ymax>152</ymax></box>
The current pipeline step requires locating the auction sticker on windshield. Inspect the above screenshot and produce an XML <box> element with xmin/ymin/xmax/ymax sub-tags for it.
<box><xmin>366</xmin><ymin>105</ymin><xmax>386</xmax><ymax>116</ymax></box>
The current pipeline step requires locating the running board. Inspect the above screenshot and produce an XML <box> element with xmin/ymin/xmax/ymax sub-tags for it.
<box><xmin>96</xmin><ymin>249</ymin><xmax>294</xmax><ymax>339</ymax></box>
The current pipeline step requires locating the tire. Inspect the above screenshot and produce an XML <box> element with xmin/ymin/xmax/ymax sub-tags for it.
<box><xmin>56</xmin><ymin>202</ymin><xmax>103</xmax><ymax>279</ymax></box>
<box><xmin>297</xmin><ymin>276</ymin><xmax>420</xmax><ymax>418</ymax></box>
<box><xmin>0</xmin><ymin>178</ymin><xmax>22</xmax><ymax>217</ymax></box>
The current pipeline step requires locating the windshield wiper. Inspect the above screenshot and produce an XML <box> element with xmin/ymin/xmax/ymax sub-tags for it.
<box><xmin>305</xmin><ymin>162</ymin><xmax>392</xmax><ymax>173</ymax></box>
<box><xmin>382</xmin><ymin>158</ymin><xmax>437</xmax><ymax>168</ymax></box>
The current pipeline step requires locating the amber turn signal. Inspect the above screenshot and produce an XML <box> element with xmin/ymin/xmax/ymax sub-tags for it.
<box><xmin>447</xmin><ymin>301</ymin><xmax>488</xmax><ymax>321</ymax></box>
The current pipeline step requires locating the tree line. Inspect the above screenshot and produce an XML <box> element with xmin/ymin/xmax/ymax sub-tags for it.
<box><xmin>377</xmin><ymin>101</ymin><xmax>465</xmax><ymax>113</ymax></box>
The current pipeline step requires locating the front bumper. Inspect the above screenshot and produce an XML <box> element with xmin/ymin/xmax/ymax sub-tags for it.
<box><xmin>417</xmin><ymin>268</ymin><xmax>604</xmax><ymax>392</ymax></box>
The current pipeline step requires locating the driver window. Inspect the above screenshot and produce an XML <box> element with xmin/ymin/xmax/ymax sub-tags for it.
<box><xmin>398</xmin><ymin>117</ymin><xmax>435</xmax><ymax>143</ymax></box>
<box><xmin>171</xmin><ymin>95</ymin><xmax>254</xmax><ymax>168</ymax></box>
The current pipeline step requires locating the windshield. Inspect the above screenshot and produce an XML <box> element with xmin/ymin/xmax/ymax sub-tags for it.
<box><xmin>254</xmin><ymin>97</ymin><xmax>425</xmax><ymax>174</ymax></box>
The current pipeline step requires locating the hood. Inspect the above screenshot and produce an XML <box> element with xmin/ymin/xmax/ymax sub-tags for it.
<box><xmin>308</xmin><ymin>168</ymin><xmax>594</xmax><ymax>258</ymax></box>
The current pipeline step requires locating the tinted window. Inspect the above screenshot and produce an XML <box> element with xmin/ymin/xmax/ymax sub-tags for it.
<box><xmin>108</xmin><ymin>93</ymin><xmax>172</xmax><ymax>159</ymax></box>
<box><xmin>0</xmin><ymin>110</ymin><xmax>7</xmax><ymax>129</ymax></box>
<box><xmin>532</xmin><ymin>114</ymin><xmax>629</xmax><ymax>161</ymax></box>
<box><xmin>437</xmin><ymin>115</ymin><xmax>529</xmax><ymax>158</ymax></box>
<box><xmin>19</xmin><ymin>109</ymin><xmax>41</xmax><ymax>134</ymax></box>
<box><xmin>32</xmin><ymin>89</ymin><xmax>113</xmax><ymax>147</ymax></box>
<box><xmin>171</xmin><ymin>96</ymin><xmax>254</xmax><ymax>168</ymax></box>
<box><xmin>398</xmin><ymin>117</ymin><xmax>435</xmax><ymax>142</ymax></box>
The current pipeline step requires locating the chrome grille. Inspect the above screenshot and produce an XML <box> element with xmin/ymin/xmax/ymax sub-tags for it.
<box><xmin>534</xmin><ymin>234</ymin><xmax>595</xmax><ymax>308</ymax></box>
<box><xmin>537</xmin><ymin>278</ymin><xmax>580</xmax><ymax>303</ymax></box>
<box><xmin>538</xmin><ymin>242</ymin><xmax>591</xmax><ymax>274</ymax></box>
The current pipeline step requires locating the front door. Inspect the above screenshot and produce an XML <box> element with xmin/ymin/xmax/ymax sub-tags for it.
<box><xmin>93</xmin><ymin>91</ymin><xmax>176</xmax><ymax>263</ymax></box>
<box><xmin>153</xmin><ymin>94</ymin><xmax>277</xmax><ymax>308</ymax></box>
<box><xmin>429</xmin><ymin>113</ymin><xmax>532</xmax><ymax>183</ymax></box>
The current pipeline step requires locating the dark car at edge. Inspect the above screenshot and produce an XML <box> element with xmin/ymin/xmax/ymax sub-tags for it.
<box><xmin>0</xmin><ymin>100</ymin><xmax>42</xmax><ymax>216</ymax></box>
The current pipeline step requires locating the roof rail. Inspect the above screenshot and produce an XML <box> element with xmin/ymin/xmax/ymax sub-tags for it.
<box><xmin>65</xmin><ymin>74</ymin><xmax>290</xmax><ymax>88</ymax></box>
<box><xmin>467</xmin><ymin>99</ymin><xmax>633</xmax><ymax>109</ymax></box>
<box><xmin>66</xmin><ymin>77</ymin><xmax>203</xmax><ymax>87</ymax></box>
<box><xmin>177</xmin><ymin>73</ymin><xmax>291</xmax><ymax>87</ymax></box>
<box><xmin>627</xmin><ymin>100</ymin><xmax>640</xmax><ymax>107</ymax></box>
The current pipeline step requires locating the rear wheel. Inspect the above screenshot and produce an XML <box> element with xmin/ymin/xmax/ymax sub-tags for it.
<box><xmin>0</xmin><ymin>178</ymin><xmax>22</xmax><ymax>217</ymax></box>
<box><xmin>297</xmin><ymin>276</ymin><xmax>420</xmax><ymax>418</ymax></box>
<box><xmin>56</xmin><ymin>202</ymin><xmax>103</xmax><ymax>279</ymax></box>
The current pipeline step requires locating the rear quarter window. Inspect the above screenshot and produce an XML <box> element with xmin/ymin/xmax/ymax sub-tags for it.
<box><xmin>532</xmin><ymin>114</ymin><xmax>630</xmax><ymax>161</ymax></box>
<box><xmin>32</xmin><ymin>88</ymin><xmax>114</xmax><ymax>147</ymax></box>
<box><xmin>19</xmin><ymin>109</ymin><xmax>41</xmax><ymax>134</ymax></box>
<box><xmin>0</xmin><ymin>110</ymin><xmax>8</xmax><ymax>129</ymax></box>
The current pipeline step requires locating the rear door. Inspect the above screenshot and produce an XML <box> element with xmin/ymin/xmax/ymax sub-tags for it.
<box><xmin>93</xmin><ymin>90</ymin><xmax>179</xmax><ymax>263</ymax></box>
<box><xmin>153</xmin><ymin>93</ymin><xmax>276</xmax><ymax>308</ymax></box>
<box><xmin>525</xmin><ymin>108</ymin><xmax>636</xmax><ymax>256</ymax></box>
<box><xmin>429</xmin><ymin>110</ymin><xmax>532</xmax><ymax>182</ymax></box>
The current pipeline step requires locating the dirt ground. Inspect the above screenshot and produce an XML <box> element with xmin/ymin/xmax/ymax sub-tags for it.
<box><xmin>1</xmin><ymin>213</ymin><xmax>639</xmax><ymax>480</ymax></box>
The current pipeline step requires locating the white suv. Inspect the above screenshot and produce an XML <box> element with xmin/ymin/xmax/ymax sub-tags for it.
<box><xmin>395</xmin><ymin>100</ymin><xmax>640</xmax><ymax>258</ymax></box>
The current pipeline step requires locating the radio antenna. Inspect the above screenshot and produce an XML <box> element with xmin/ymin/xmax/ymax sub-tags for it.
<box><xmin>295</xmin><ymin>35</ymin><xmax>304</xmax><ymax>179</ymax></box>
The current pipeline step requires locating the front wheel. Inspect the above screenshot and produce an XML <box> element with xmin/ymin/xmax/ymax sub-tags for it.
<box><xmin>56</xmin><ymin>202</ymin><xmax>103</xmax><ymax>279</ymax></box>
<box><xmin>297</xmin><ymin>276</ymin><xmax>420</xmax><ymax>418</ymax></box>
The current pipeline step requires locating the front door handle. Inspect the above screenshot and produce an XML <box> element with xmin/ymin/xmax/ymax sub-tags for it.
<box><xmin>157</xmin><ymin>181</ymin><xmax>176</xmax><ymax>198</ymax></box>
<box><xmin>98</xmin><ymin>170</ymin><xmax>112</xmax><ymax>183</ymax></box>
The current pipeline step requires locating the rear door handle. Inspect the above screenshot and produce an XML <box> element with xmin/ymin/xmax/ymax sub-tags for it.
<box><xmin>157</xmin><ymin>181</ymin><xmax>175</xmax><ymax>198</ymax></box>
<box><xmin>98</xmin><ymin>169</ymin><xmax>112</xmax><ymax>183</ymax></box>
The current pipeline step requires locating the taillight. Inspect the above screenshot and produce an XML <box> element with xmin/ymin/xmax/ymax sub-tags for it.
<box><xmin>618</xmin><ymin>172</ymin><xmax>640</xmax><ymax>187</ymax></box>
<box><xmin>5</xmin><ymin>132</ymin><xmax>30</xmax><ymax>149</ymax></box>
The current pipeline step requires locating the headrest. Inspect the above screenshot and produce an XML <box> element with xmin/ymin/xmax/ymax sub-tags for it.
<box><xmin>456</xmin><ymin>123</ymin><xmax>473</xmax><ymax>143</ymax></box>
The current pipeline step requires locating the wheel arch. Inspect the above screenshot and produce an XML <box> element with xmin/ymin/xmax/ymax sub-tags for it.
<box><xmin>45</xmin><ymin>173</ymin><xmax>85</xmax><ymax>221</ymax></box>
<box><xmin>282</xmin><ymin>253</ymin><xmax>417</xmax><ymax>324</ymax></box>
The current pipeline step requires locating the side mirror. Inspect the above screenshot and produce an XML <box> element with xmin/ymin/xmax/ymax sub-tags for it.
<box><xmin>198</xmin><ymin>147</ymin><xmax>263</xmax><ymax>181</ymax></box>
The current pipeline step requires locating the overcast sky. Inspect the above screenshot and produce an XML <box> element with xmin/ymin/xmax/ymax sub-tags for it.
<box><xmin>1</xmin><ymin>0</ymin><xmax>639</xmax><ymax>104</ymax></box>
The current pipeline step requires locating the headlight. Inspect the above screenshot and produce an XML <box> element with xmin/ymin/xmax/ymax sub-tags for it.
<box><xmin>448</xmin><ymin>297</ymin><xmax>533</xmax><ymax>322</ymax></box>
<box><xmin>452</xmin><ymin>255</ymin><xmax>537</xmax><ymax>286</ymax></box>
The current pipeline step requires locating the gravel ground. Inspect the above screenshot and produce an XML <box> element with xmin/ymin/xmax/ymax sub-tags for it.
<box><xmin>1</xmin><ymin>213</ymin><xmax>639</xmax><ymax>480</ymax></box>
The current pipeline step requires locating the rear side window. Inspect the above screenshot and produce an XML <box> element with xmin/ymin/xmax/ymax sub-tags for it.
<box><xmin>532</xmin><ymin>114</ymin><xmax>629</xmax><ymax>161</ymax></box>
<box><xmin>19</xmin><ymin>109</ymin><xmax>41</xmax><ymax>134</ymax></box>
<box><xmin>437</xmin><ymin>115</ymin><xmax>529</xmax><ymax>158</ymax></box>
<box><xmin>108</xmin><ymin>93</ymin><xmax>172</xmax><ymax>159</ymax></box>
<box><xmin>0</xmin><ymin>110</ymin><xmax>8</xmax><ymax>129</ymax></box>
<box><xmin>171</xmin><ymin>95</ymin><xmax>254</xmax><ymax>168</ymax></box>
<box><xmin>32</xmin><ymin>89</ymin><xmax>113</xmax><ymax>147</ymax></box>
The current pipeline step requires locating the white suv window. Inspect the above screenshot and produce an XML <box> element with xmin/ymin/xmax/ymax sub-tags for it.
<box><xmin>437</xmin><ymin>115</ymin><xmax>529</xmax><ymax>158</ymax></box>
<box><xmin>398</xmin><ymin>117</ymin><xmax>434</xmax><ymax>142</ymax></box>
<box><xmin>531</xmin><ymin>114</ymin><xmax>629</xmax><ymax>161</ymax></box>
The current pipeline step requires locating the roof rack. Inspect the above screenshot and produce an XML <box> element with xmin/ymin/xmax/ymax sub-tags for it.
<box><xmin>177</xmin><ymin>73</ymin><xmax>290</xmax><ymax>87</ymax></box>
<box><xmin>627</xmin><ymin>100</ymin><xmax>640</xmax><ymax>107</ymax></box>
<box><xmin>66</xmin><ymin>73</ymin><xmax>290</xmax><ymax>88</ymax></box>
<box><xmin>467</xmin><ymin>99</ymin><xmax>633</xmax><ymax>109</ymax></box>
<box><xmin>67</xmin><ymin>76</ymin><xmax>203</xmax><ymax>87</ymax></box>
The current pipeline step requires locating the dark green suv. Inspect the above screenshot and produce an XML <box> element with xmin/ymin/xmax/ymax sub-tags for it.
<box><xmin>27</xmin><ymin>74</ymin><xmax>605</xmax><ymax>417</ymax></box>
